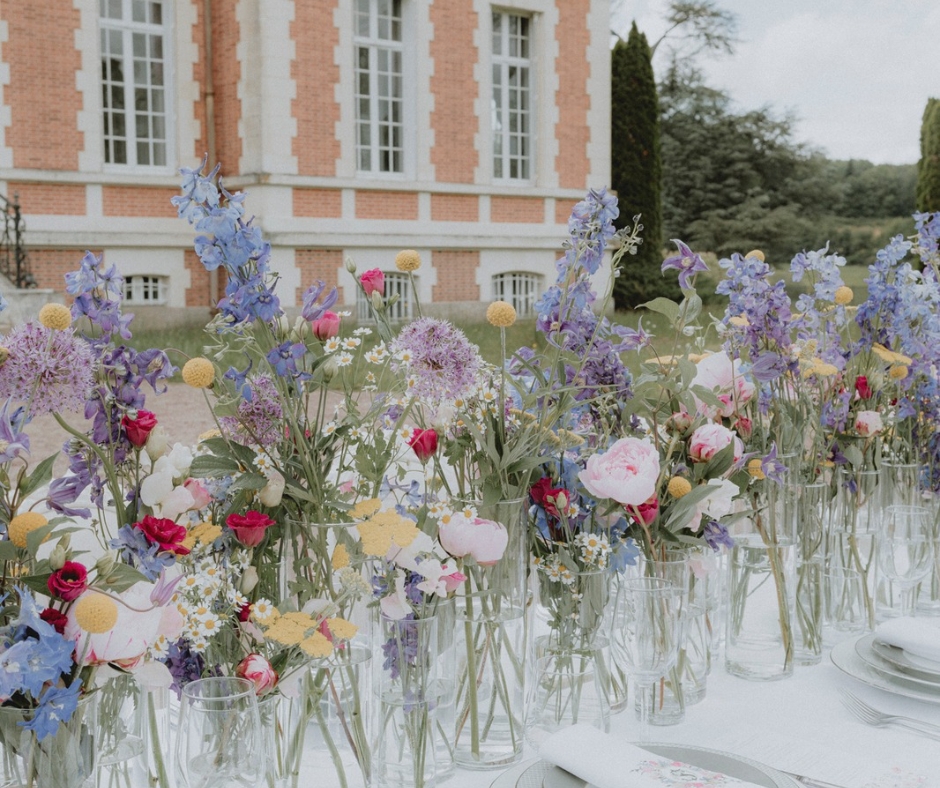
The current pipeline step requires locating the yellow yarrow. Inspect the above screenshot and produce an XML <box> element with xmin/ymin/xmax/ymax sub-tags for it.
<box><xmin>331</xmin><ymin>544</ymin><xmax>350</xmax><ymax>570</ymax></box>
<box><xmin>486</xmin><ymin>300</ymin><xmax>517</xmax><ymax>328</ymax></box>
<box><xmin>834</xmin><ymin>286</ymin><xmax>853</xmax><ymax>305</ymax></box>
<box><xmin>667</xmin><ymin>476</ymin><xmax>692</xmax><ymax>499</ymax></box>
<box><xmin>394</xmin><ymin>249</ymin><xmax>421</xmax><ymax>272</ymax></box>
<box><xmin>8</xmin><ymin>512</ymin><xmax>48</xmax><ymax>548</ymax></box>
<box><xmin>38</xmin><ymin>303</ymin><xmax>72</xmax><ymax>331</ymax></box>
<box><xmin>198</xmin><ymin>428</ymin><xmax>221</xmax><ymax>442</ymax></box>
<box><xmin>350</xmin><ymin>498</ymin><xmax>381</xmax><ymax>520</ymax></box>
<box><xmin>300</xmin><ymin>632</ymin><xmax>333</xmax><ymax>659</ymax></box>
<box><xmin>746</xmin><ymin>250</ymin><xmax>766</xmax><ymax>262</ymax></box>
<box><xmin>326</xmin><ymin>617</ymin><xmax>358</xmax><ymax>641</ymax></box>
<box><xmin>747</xmin><ymin>458</ymin><xmax>766</xmax><ymax>480</ymax></box>
<box><xmin>872</xmin><ymin>343</ymin><xmax>912</xmax><ymax>365</ymax></box>
<box><xmin>804</xmin><ymin>362</ymin><xmax>839</xmax><ymax>378</ymax></box>
<box><xmin>264</xmin><ymin>617</ymin><xmax>309</xmax><ymax>646</ymax></box>
<box><xmin>358</xmin><ymin>512</ymin><xmax>419</xmax><ymax>557</ymax></box>
<box><xmin>182</xmin><ymin>357</ymin><xmax>215</xmax><ymax>388</ymax></box>
<box><xmin>889</xmin><ymin>364</ymin><xmax>909</xmax><ymax>380</ymax></box>
<box><xmin>75</xmin><ymin>593</ymin><xmax>118</xmax><ymax>633</ymax></box>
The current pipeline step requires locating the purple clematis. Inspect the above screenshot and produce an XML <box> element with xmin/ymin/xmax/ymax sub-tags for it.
<box><xmin>662</xmin><ymin>240</ymin><xmax>709</xmax><ymax>290</ymax></box>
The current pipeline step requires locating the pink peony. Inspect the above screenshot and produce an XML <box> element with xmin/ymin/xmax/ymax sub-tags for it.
<box><xmin>439</xmin><ymin>512</ymin><xmax>509</xmax><ymax>566</ymax></box>
<box><xmin>235</xmin><ymin>653</ymin><xmax>279</xmax><ymax>695</ymax></box>
<box><xmin>692</xmin><ymin>352</ymin><xmax>755</xmax><ymax>418</ymax></box>
<box><xmin>578</xmin><ymin>437</ymin><xmax>660</xmax><ymax>507</ymax></box>
<box><xmin>689</xmin><ymin>423</ymin><xmax>736</xmax><ymax>463</ymax></box>
<box><xmin>854</xmin><ymin>410</ymin><xmax>883</xmax><ymax>437</ymax></box>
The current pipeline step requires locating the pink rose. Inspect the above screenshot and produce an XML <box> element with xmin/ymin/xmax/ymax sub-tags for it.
<box><xmin>689</xmin><ymin>423</ymin><xmax>736</xmax><ymax>463</ymax></box>
<box><xmin>408</xmin><ymin>429</ymin><xmax>438</xmax><ymax>463</ymax></box>
<box><xmin>578</xmin><ymin>437</ymin><xmax>660</xmax><ymax>507</ymax></box>
<box><xmin>692</xmin><ymin>352</ymin><xmax>755</xmax><ymax>418</ymax></box>
<box><xmin>854</xmin><ymin>410</ymin><xmax>883</xmax><ymax>437</ymax></box>
<box><xmin>184</xmin><ymin>478</ymin><xmax>212</xmax><ymax>510</ymax></box>
<box><xmin>360</xmin><ymin>268</ymin><xmax>385</xmax><ymax>297</ymax></box>
<box><xmin>439</xmin><ymin>512</ymin><xmax>509</xmax><ymax>566</ymax></box>
<box><xmin>312</xmin><ymin>311</ymin><xmax>340</xmax><ymax>341</ymax></box>
<box><xmin>235</xmin><ymin>653</ymin><xmax>279</xmax><ymax>695</ymax></box>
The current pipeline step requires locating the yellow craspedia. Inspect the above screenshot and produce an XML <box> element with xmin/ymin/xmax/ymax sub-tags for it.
<box><xmin>746</xmin><ymin>250</ymin><xmax>765</xmax><ymax>262</ymax></box>
<box><xmin>834</xmin><ymin>286</ymin><xmax>853</xmax><ymax>305</ymax></box>
<box><xmin>747</xmin><ymin>458</ymin><xmax>766</xmax><ymax>480</ymax></box>
<box><xmin>38</xmin><ymin>303</ymin><xmax>72</xmax><ymax>331</ymax></box>
<box><xmin>486</xmin><ymin>300</ymin><xmax>517</xmax><ymax>328</ymax></box>
<box><xmin>889</xmin><ymin>364</ymin><xmax>909</xmax><ymax>380</ymax></box>
<box><xmin>667</xmin><ymin>476</ymin><xmax>692</xmax><ymax>499</ymax></box>
<box><xmin>8</xmin><ymin>512</ymin><xmax>48</xmax><ymax>548</ymax></box>
<box><xmin>74</xmin><ymin>593</ymin><xmax>119</xmax><ymax>634</ymax></box>
<box><xmin>182</xmin><ymin>357</ymin><xmax>215</xmax><ymax>388</ymax></box>
<box><xmin>394</xmin><ymin>249</ymin><xmax>421</xmax><ymax>273</ymax></box>
<box><xmin>300</xmin><ymin>631</ymin><xmax>334</xmax><ymax>659</ymax></box>
<box><xmin>331</xmin><ymin>544</ymin><xmax>350</xmax><ymax>570</ymax></box>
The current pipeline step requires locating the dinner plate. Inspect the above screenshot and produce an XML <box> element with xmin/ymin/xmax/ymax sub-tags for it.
<box><xmin>854</xmin><ymin>635</ymin><xmax>940</xmax><ymax>691</ymax></box>
<box><xmin>869</xmin><ymin>637</ymin><xmax>940</xmax><ymax>683</ymax></box>
<box><xmin>831</xmin><ymin>636</ymin><xmax>940</xmax><ymax>705</ymax></box>
<box><xmin>488</xmin><ymin>745</ymin><xmax>800</xmax><ymax>788</ymax></box>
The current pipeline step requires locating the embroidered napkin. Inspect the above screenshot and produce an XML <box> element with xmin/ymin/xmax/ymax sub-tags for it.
<box><xmin>876</xmin><ymin>618</ymin><xmax>940</xmax><ymax>665</ymax></box>
<box><xmin>539</xmin><ymin>725</ymin><xmax>765</xmax><ymax>788</ymax></box>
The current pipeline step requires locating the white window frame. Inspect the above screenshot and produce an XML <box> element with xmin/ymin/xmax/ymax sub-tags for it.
<box><xmin>354</xmin><ymin>0</ymin><xmax>412</xmax><ymax>178</ymax></box>
<box><xmin>357</xmin><ymin>272</ymin><xmax>414</xmax><ymax>322</ymax></box>
<box><xmin>123</xmin><ymin>274</ymin><xmax>168</xmax><ymax>305</ymax></box>
<box><xmin>99</xmin><ymin>0</ymin><xmax>173</xmax><ymax>171</ymax></box>
<box><xmin>491</xmin><ymin>9</ymin><xmax>533</xmax><ymax>183</ymax></box>
<box><xmin>492</xmin><ymin>271</ymin><xmax>542</xmax><ymax>317</ymax></box>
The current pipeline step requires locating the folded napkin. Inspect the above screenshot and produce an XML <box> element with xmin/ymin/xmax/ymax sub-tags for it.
<box><xmin>539</xmin><ymin>725</ymin><xmax>763</xmax><ymax>788</ymax></box>
<box><xmin>876</xmin><ymin>617</ymin><xmax>940</xmax><ymax>665</ymax></box>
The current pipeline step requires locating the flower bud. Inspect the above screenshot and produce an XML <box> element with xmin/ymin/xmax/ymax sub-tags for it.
<box><xmin>370</xmin><ymin>290</ymin><xmax>385</xmax><ymax>312</ymax></box>
<box><xmin>235</xmin><ymin>653</ymin><xmax>279</xmax><ymax>695</ymax></box>
<box><xmin>344</xmin><ymin>257</ymin><xmax>357</xmax><ymax>274</ymax></box>
<box><xmin>312</xmin><ymin>311</ymin><xmax>341</xmax><ymax>341</ymax></box>
<box><xmin>292</xmin><ymin>316</ymin><xmax>309</xmax><ymax>341</ymax></box>
<box><xmin>277</xmin><ymin>315</ymin><xmax>292</xmax><ymax>338</ymax></box>
<box><xmin>48</xmin><ymin>543</ymin><xmax>68</xmax><ymax>571</ymax></box>
<box><xmin>258</xmin><ymin>470</ymin><xmax>285</xmax><ymax>508</ymax></box>
<box><xmin>240</xmin><ymin>566</ymin><xmax>259</xmax><ymax>595</ymax></box>
<box><xmin>321</xmin><ymin>357</ymin><xmax>339</xmax><ymax>383</ymax></box>
<box><xmin>145</xmin><ymin>424</ymin><xmax>169</xmax><ymax>461</ymax></box>
<box><xmin>95</xmin><ymin>552</ymin><xmax>116</xmax><ymax>576</ymax></box>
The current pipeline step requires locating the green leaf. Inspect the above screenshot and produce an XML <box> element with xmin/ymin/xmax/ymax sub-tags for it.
<box><xmin>681</xmin><ymin>293</ymin><xmax>703</xmax><ymax>323</ymax></box>
<box><xmin>18</xmin><ymin>454</ymin><xmax>58</xmax><ymax>499</ymax></box>
<box><xmin>228</xmin><ymin>473</ymin><xmax>267</xmax><ymax>493</ymax></box>
<box><xmin>101</xmin><ymin>562</ymin><xmax>150</xmax><ymax>593</ymax></box>
<box><xmin>702</xmin><ymin>442</ymin><xmax>735</xmax><ymax>479</ymax></box>
<box><xmin>190</xmin><ymin>454</ymin><xmax>241</xmax><ymax>478</ymax></box>
<box><xmin>843</xmin><ymin>444</ymin><xmax>865</xmax><ymax>469</ymax></box>
<box><xmin>19</xmin><ymin>572</ymin><xmax>53</xmax><ymax>596</ymax></box>
<box><xmin>0</xmin><ymin>540</ymin><xmax>20</xmax><ymax>561</ymax></box>
<box><xmin>26</xmin><ymin>522</ymin><xmax>58</xmax><ymax>556</ymax></box>
<box><xmin>639</xmin><ymin>297</ymin><xmax>680</xmax><ymax>324</ymax></box>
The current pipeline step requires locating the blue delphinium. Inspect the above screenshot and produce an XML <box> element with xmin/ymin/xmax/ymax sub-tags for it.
<box><xmin>20</xmin><ymin>682</ymin><xmax>83</xmax><ymax>741</ymax></box>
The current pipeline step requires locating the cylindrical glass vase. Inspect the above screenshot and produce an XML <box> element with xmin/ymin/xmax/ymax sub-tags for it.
<box><xmin>876</xmin><ymin>462</ymin><xmax>921</xmax><ymax>620</ymax></box>
<box><xmin>793</xmin><ymin>482</ymin><xmax>829</xmax><ymax>665</ymax></box>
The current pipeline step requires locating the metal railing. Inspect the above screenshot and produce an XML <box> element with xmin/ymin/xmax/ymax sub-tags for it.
<box><xmin>0</xmin><ymin>193</ymin><xmax>35</xmax><ymax>288</ymax></box>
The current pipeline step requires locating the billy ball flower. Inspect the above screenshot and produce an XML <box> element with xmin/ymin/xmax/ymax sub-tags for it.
<box><xmin>889</xmin><ymin>364</ymin><xmax>909</xmax><ymax>380</ymax></box>
<box><xmin>74</xmin><ymin>592</ymin><xmax>119</xmax><ymax>633</ymax></box>
<box><xmin>0</xmin><ymin>322</ymin><xmax>94</xmax><ymax>415</ymax></box>
<box><xmin>486</xmin><ymin>300</ymin><xmax>517</xmax><ymax>328</ymax></box>
<box><xmin>38</xmin><ymin>303</ymin><xmax>72</xmax><ymax>331</ymax></box>
<box><xmin>395</xmin><ymin>249</ymin><xmax>421</xmax><ymax>273</ymax></box>
<box><xmin>667</xmin><ymin>476</ymin><xmax>692</xmax><ymax>499</ymax></box>
<box><xmin>834</xmin><ymin>286</ymin><xmax>853</xmax><ymax>305</ymax></box>
<box><xmin>8</xmin><ymin>511</ymin><xmax>48</xmax><ymax>548</ymax></box>
<box><xmin>746</xmin><ymin>249</ymin><xmax>766</xmax><ymax>262</ymax></box>
<box><xmin>182</xmin><ymin>357</ymin><xmax>215</xmax><ymax>388</ymax></box>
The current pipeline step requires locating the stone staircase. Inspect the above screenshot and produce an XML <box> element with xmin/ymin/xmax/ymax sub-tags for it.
<box><xmin>0</xmin><ymin>271</ymin><xmax>57</xmax><ymax>331</ymax></box>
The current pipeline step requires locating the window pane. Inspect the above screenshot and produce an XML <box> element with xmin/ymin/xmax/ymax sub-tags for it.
<box><xmin>150</xmin><ymin>62</ymin><xmax>163</xmax><ymax>86</ymax></box>
<box><xmin>114</xmin><ymin>139</ymin><xmax>127</xmax><ymax>162</ymax></box>
<box><xmin>151</xmin><ymin>88</ymin><xmax>164</xmax><ymax>112</ymax></box>
<box><xmin>136</xmin><ymin>113</ymin><xmax>149</xmax><ymax>137</ymax></box>
<box><xmin>153</xmin><ymin>141</ymin><xmax>166</xmax><ymax>166</ymax></box>
<box><xmin>152</xmin><ymin>114</ymin><xmax>165</xmax><ymax>140</ymax></box>
<box><xmin>137</xmin><ymin>140</ymin><xmax>150</xmax><ymax>165</ymax></box>
<box><xmin>132</xmin><ymin>0</ymin><xmax>146</xmax><ymax>22</ymax></box>
<box><xmin>151</xmin><ymin>1</ymin><xmax>162</xmax><ymax>25</ymax></box>
<box><xmin>151</xmin><ymin>35</ymin><xmax>163</xmax><ymax>60</ymax></box>
<box><xmin>133</xmin><ymin>32</ymin><xmax>146</xmax><ymax>57</ymax></box>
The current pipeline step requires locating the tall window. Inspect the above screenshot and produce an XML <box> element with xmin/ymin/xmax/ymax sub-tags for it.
<box><xmin>357</xmin><ymin>273</ymin><xmax>413</xmax><ymax>321</ymax></box>
<box><xmin>355</xmin><ymin>0</ymin><xmax>404</xmax><ymax>174</ymax></box>
<box><xmin>100</xmin><ymin>0</ymin><xmax>168</xmax><ymax>167</ymax></box>
<box><xmin>492</xmin><ymin>272</ymin><xmax>541</xmax><ymax>317</ymax></box>
<box><xmin>492</xmin><ymin>11</ymin><xmax>531</xmax><ymax>181</ymax></box>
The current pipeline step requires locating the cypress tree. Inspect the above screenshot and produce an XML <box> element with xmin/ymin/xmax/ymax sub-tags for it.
<box><xmin>611</xmin><ymin>23</ymin><xmax>672</xmax><ymax>309</ymax></box>
<box><xmin>917</xmin><ymin>98</ymin><xmax>940</xmax><ymax>212</ymax></box>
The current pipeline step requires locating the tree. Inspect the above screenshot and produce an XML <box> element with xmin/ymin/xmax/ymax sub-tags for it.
<box><xmin>917</xmin><ymin>98</ymin><xmax>940</xmax><ymax>212</ymax></box>
<box><xmin>611</xmin><ymin>23</ymin><xmax>670</xmax><ymax>309</ymax></box>
<box><xmin>611</xmin><ymin>0</ymin><xmax>737</xmax><ymax>59</ymax></box>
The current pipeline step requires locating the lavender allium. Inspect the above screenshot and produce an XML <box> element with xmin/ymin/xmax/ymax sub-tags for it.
<box><xmin>390</xmin><ymin>318</ymin><xmax>482</xmax><ymax>403</ymax></box>
<box><xmin>219</xmin><ymin>373</ymin><xmax>284</xmax><ymax>447</ymax></box>
<box><xmin>0</xmin><ymin>323</ymin><xmax>94</xmax><ymax>415</ymax></box>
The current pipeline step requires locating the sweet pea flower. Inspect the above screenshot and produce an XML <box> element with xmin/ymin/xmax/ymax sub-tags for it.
<box><xmin>258</xmin><ymin>470</ymin><xmax>285</xmax><ymax>507</ymax></box>
<box><xmin>579</xmin><ymin>437</ymin><xmax>660</xmax><ymax>507</ymax></box>
<box><xmin>392</xmin><ymin>531</ymin><xmax>467</xmax><ymax>597</ymax></box>
<box><xmin>689</xmin><ymin>423</ymin><xmax>736</xmax><ymax>463</ymax></box>
<box><xmin>439</xmin><ymin>512</ymin><xmax>509</xmax><ymax>565</ymax></box>
<box><xmin>854</xmin><ymin>410</ymin><xmax>883</xmax><ymax>437</ymax></box>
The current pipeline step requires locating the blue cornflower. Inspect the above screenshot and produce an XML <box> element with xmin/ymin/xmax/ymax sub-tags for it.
<box><xmin>662</xmin><ymin>240</ymin><xmax>709</xmax><ymax>290</ymax></box>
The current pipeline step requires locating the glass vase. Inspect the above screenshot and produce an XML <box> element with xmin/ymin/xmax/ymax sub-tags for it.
<box><xmin>0</xmin><ymin>693</ymin><xmax>96</xmax><ymax>788</ymax></box>
<box><xmin>793</xmin><ymin>482</ymin><xmax>829</xmax><ymax>665</ymax></box>
<box><xmin>532</xmin><ymin>567</ymin><xmax>609</xmax><ymax>656</ymax></box>
<box><xmin>876</xmin><ymin>462</ymin><xmax>920</xmax><ymax>620</ymax></box>
<box><xmin>452</xmin><ymin>498</ymin><xmax>527</xmax><ymax>770</ymax></box>
<box><xmin>373</xmin><ymin>604</ymin><xmax>456</xmax><ymax>788</ymax></box>
<box><xmin>725</xmin><ymin>480</ymin><xmax>797</xmax><ymax>681</ymax></box>
<box><xmin>916</xmin><ymin>492</ymin><xmax>940</xmax><ymax>615</ymax></box>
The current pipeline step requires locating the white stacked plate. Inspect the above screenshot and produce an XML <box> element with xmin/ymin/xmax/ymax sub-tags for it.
<box><xmin>830</xmin><ymin>634</ymin><xmax>940</xmax><ymax>704</ymax></box>
<box><xmin>489</xmin><ymin>745</ymin><xmax>800</xmax><ymax>788</ymax></box>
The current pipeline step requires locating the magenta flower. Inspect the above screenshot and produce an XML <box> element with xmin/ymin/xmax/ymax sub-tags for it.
<box><xmin>662</xmin><ymin>240</ymin><xmax>709</xmax><ymax>290</ymax></box>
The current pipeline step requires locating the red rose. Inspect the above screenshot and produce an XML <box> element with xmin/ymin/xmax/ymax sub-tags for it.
<box><xmin>359</xmin><ymin>268</ymin><xmax>385</xmax><ymax>297</ymax></box>
<box><xmin>855</xmin><ymin>375</ymin><xmax>873</xmax><ymax>400</ymax></box>
<box><xmin>530</xmin><ymin>477</ymin><xmax>569</xmax><ymax>519</ymax></box>
<box><xmin>47</xmin><ymin>561</ymin><xmax>88</xmax><ymax>602</ymax></box>
<box><xmin>39</xmin><ymin>607</ymin><xmax>69</xmax><ymax>635</ymax></box>
<box><xmin>235</xmin><ymin>653</ymin><xmax>279</xmax><ymax>695</ymax></box>
<box><xmin>135</xmin><ymin>515</ymin><xmax>190</xmax><ymax>555</ymax></box>
<box><xmin>407</xmin><ymin>429</ymin><xmax>438</xmax><ymax>463</ymax></box>
<box><xmin>122</xmin><ymin>410</ymin><xmax>158</xmax><ymax>448</ymax></box>
<box><xmin>226</xmin><ymin>510</ymin><xmax>275</xmax><ymax>548</ymax></box>
<box><xmin>237</xmin><ymin>602</ymin><xmax>252</xmax><ymax>623</ymax></box>
<box><xmin>311</xmin><ymin>311</ymin><xmax>340</xmax><ymax>341</ymax></box>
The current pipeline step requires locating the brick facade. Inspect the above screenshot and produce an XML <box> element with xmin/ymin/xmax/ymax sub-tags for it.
<box><xmin>295</xmin><ymin>248</ymin><xmax>344</xmax><ymax>306</ymax></box>
<box><xmin>431</xmin><ymin>193</ymin><xmax>479</xmax><ymax>222</ymax></box>
<box><xmin>102</xmin><ymin>186</ymin><xmax>179</xmax><ymax>218</ymax></box>
<box><xmin>293</xmin><ymin>189</ymin><xmax>343</xmax><ymax>218</ymax></box>
<box><xmin>2</xmin><ymin>1</ymin><xmax>83</xmax><ymax>170</ymax></box>
<box><xmin>191</xmin><ymin>0</ymin><xmax>209</xmax><ymax>160</ymax></box>
<box><xmin>8</xmin><ymin>183</ymin><xmax>85</xmax><ymax>215</ymax></box>
<box><xmin>28</xmin><ymin>248</ymin><xmax>99</xmax><ymax>290</ymax></box>
<box><xmin>554</xmin><ymin>0</ymin><xmax>591</xmax><ymax>190</ymax></box>
<box><xmin>355</xmin><ymin>190</ymin><xmax>419</xmax><ymax>220</ymax></box>
<box><xmin>211</xmin><ymin>0</ymin><xmax>242</xmax><ymax>174</ymax></box>
<box><xmin>431</xmin><ymin>250</ymin><xmax>480</xmax><ymax>301</ymax></box>
<box><xmin>429</xmin><ymin>1</ymin><xmax>479</xmax><ymax>184</ymax></box>
<box><xmin>491</xmin><ymin>195</ymin><xmax>545</xmax><ymax>223</ymax></box>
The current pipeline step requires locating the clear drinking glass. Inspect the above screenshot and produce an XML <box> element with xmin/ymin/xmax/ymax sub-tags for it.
<box><xmin>613</xmin><ymin>577</ymin><xmax>683</xmax><ymax>743</ymax></box>
<box><xmin>878</xmin><ymin>505</ymin><xmax>933</xmax><ymax>618</ymax></box>
<box><xmin>175</xmin><ymin>677</ymin><xmax>266</xmax><ymax>788</ymax></box>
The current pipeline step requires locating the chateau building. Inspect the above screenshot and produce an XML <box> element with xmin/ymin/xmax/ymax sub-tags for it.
<box><xmin>0</xmin><ymin>0</ymin><xmax>611</xmax><ymax>324</ymax></box>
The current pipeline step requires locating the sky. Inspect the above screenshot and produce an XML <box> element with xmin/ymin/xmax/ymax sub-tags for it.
<box><xmin>612</xmin><ymin>0</ymin><xmax>940</xmax><ymax>165</ymax></box>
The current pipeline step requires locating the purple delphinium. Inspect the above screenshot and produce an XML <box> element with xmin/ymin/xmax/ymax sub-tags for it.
<box><xmin>390</xmin><ymin>318</ymin><xmax>482</xmax><ymax>403</ymax></box>
<box><xmin>219</xmin><ymin>373</ymin><xmax>284</xmax><ymax>448</ymax></box>
<box><xmin>0</xmin><ymin>399</ymin><xmax>29</xmax><ymax>463</ymax></box>
<box><xmin>163</xmin><ymin>638</ymin><xmax>212</xmax><ymax>699</ymax></box>
<box><xmin>0</xmin><ymin>323</ymin><xmax>94</xmax><ymax>415</ymax></box>
<box><xmin>301</xmin><ymin>280</ymin><xmax>339</xmax><ymax>322</ymax></box>
<box><xmin>266</xmin><ymin>341</ymin><xmax>307</xmax><ymax>379</ymax></box>
<box><xmin>381</xmin><ymin>615</ymin><xmax>421</xmax><ymax>681</ymax></box>
<box><xmin>662</xmin><ymin>239</ymin><xmax>709</xmax><ymax>290</ymax></box>
<box><xmin>703</xmin><ymin>520</ymin><xmax>734</xmax><ymax>552</ymax></box>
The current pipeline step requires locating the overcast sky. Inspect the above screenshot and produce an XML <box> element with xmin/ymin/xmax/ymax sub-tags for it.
<box><xmin>612</xmin><ymin>0</ymin><xmax>940</xmax><ymax>165</ymax></box>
